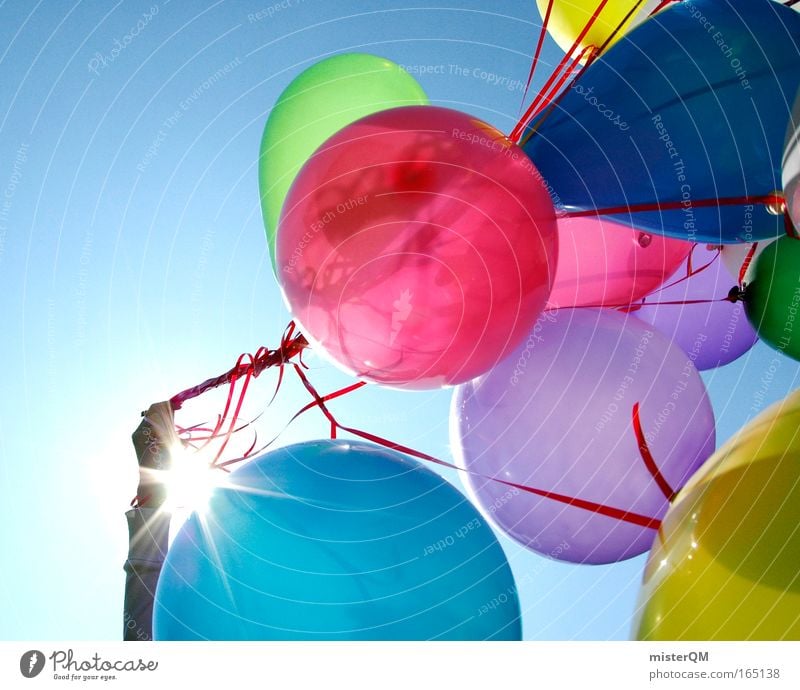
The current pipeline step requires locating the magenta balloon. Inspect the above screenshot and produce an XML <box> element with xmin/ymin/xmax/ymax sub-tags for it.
<box><xmin>451</xmin><ymin>308</ymin><xmax>716</xmax><ymax>565</ymax></box>
<box><xmin>277</xmin><ymin>106</ymin><xmax>558</xmax><ymax>389</ymax></box>
<box><xmin>547</xmin><ymin>216</ymin><xmax>691</xmax><ymax>309</ymax></box>
<box><xmin>634</xmin><ymin>245</ymin><xmax>758</xmax><ymax>371</ymax></box>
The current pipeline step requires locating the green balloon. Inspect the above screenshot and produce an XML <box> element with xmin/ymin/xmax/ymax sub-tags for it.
<box><xmin>744</xmin><ymin>235</ymin><xmax>800</xmax><ymax>361</ymax></box>
<box><xmin>258</xmin><ymin>53</ymin><xmax>428</xmax><ymax>268</ymax></box>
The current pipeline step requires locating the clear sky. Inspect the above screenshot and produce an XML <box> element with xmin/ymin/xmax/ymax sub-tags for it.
<box><xmin>1</xmin><ymin>0</ymin><xmax>799</xmax><ymax>641</ymax></box>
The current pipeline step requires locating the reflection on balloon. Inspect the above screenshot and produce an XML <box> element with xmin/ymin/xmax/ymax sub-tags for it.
<box><xmin>451</xmin><ymin>308</ymin><xmax>715</xmax><ymax>565</ymax></box>
<box><xmin>635</xmin><ymin>245</ymin><xmax>758</xmax><ymax>371</ymax></box>
<box><xmin>547</xmin><ymin>215</ymin><xmax>690</xmax><ymax>308</ymax></box>
<box><xmin>278</xmin><ymin>105</ymin><xmax>559</xmax><ymax>390</ymax></box>
<box><xmin>154</xmin><ymin>440</ymin><xmax>522</xmax><ymax>640</ymax></box>
<box><xmin>259</xmin><ymin>53</ymin><xmax>428</xmax><ymax>268</ymax></box>
<box><xmin>634</xmin><ymin>389</ymin><xmax>800</xmax><ymax>640</ymax></box>
<box><xmin>524</xmin><ymin>0</ymin><xmax>800</xmax><ymax>243</ymax></box>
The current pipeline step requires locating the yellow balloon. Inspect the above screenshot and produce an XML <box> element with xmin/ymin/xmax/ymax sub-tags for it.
<box><xmin>633</xmin><ymin>390</ymin><xmax>800</xmax><ymax>640</ymax></box>
<box><xmin>536</xmin><ymin>0</ymin><xmax>650</xmax><ymax>60</ymax></box>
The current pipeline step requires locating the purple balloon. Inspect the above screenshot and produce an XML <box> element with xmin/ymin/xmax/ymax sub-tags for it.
<box><xmin>634</xmin><ymin>244</ymin><xmax>758</xmax><ymax>370</ymax></box>
<box><xmin>451</xmin><ymin>308</ymin><xmax>716</xmax><ymax>565</ymax></box>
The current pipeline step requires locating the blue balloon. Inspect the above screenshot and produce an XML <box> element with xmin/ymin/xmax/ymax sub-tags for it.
<box><xmin>154</xmin><ymin>440</ymin><xmax>521</xmax><ymax>640</ymax></box>
<box><xmin>523</xmin><ymin>0</ymin><xmax>800</xmax><ymax>244</ymax></box>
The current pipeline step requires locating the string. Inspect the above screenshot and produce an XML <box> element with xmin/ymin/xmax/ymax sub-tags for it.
<box><xmin>171</xmin><ymin>331</ymin><xmax>663</xmax><ymax>530</ymax></box>
<box><xmin>510</xmin><ymin>0</ymin><xmax>613</xmax><ymax>142</ymax></box>
<box><xmin>518</xmin><ymin>49</ymin><xmax>599</xmax><ymax>147</ymax></box>
<box><xmin>561</xmin><ymin>192</ymin><xmax>785</xmax><ymax>219</ymax></box>
<box><xmin>632</xmin><ymin>402</ymin><xmax>677</xmax><ymax>501</ymax></box>
<box><xmin>647</xmin><ymin>244</ymin><xmax>719</xmax><ymax>295</ymax></box>
<box><xmin>214</xmin><ymin>380</ymin><xmax>369</xmax><ymax>468</ymax></box>
<box><xmin>515</xmin><ymin>0</ymin><xmax>647</xmax><ymax>145</ymax></box>
<box><xmin>169</xmin><ymin>324</ymin><xmax>309</xmax><ymax>410</ymax></box>
<box><xmin>520</xmin><ymin>0</ymin><xmax>555</xmax><ymax>107</ymax></box>
<box><xmin>288</xmin><ymin>362</ymin><xmax>663</xmax><ymax>530</ymax></box>
<box><xmin>527</xmin><ymin>46</ymin><xmax>596</xmax><ymax>123</ymax></box>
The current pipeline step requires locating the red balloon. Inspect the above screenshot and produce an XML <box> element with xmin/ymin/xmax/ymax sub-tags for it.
<box><xmin>547</xmin><ymin>216</ymin><xmax>691</xmax><ymax>309</ymax></box>
<box><xmin>277</xmin><ymin>106</ymin><xmax>558</xmax><ymax>389</ymax></box>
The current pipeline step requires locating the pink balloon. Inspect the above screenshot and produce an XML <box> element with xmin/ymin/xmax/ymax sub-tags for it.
<box><xmin>547</xmin><ymin>216</ymin><xmax>691</xmax><ymax>309</ymax></box>
<box><xmin>277</xmin><ymin>106</ymin><xmax>558</xmax><ymax>389</ymax></box>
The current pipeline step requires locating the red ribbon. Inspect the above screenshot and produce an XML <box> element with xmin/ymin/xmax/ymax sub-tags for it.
<box><xmin>169</xmin><ymin>327</ymin><xmax>664</xmax><ymax>531</ymax></box>
<box><xmin>514</xmin><ymin>0</ymin><xmax>648</xmax><ymax>144</ymax></box>
<box><xmin>511</xmin><ymin>0</ymin><xmax>614</xmax><ymax>142</ymax></box>
<box><xmin>632</xmin><ymin>402</ymin><xmax>676</xmax><ymax>502</ymax></box>
<box><xmin>521</xmin><ymin>0</ymin><xmax>555</xmax><ymax>107</ymax></box>
<box><xmin>561</xmin><ymin>193</ymin><xmax>786</xmax><ymax>219</ymax></box>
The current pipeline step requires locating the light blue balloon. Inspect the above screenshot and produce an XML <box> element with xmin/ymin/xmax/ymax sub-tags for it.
<box><xmin>154</xmin><ymin>440</ymin><xmax>521</xmax><ymax>640</ymax></box>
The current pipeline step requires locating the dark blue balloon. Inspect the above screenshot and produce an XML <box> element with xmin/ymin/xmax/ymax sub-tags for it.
<box><xmin>154</xmin><ymin>440</ymin><xmax>521</xmax><ymax>640</ymax></box>
<box><xmin>523</xmin><ymin>0</ymin><xmax>800</xmax><ymax>244</ymax></box>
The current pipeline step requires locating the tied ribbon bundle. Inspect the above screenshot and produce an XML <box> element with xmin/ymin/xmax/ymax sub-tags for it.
<box><xmin>162</xmin><ymin>321</ymin><xmax>679</xmax><ymax>533</ymax></box>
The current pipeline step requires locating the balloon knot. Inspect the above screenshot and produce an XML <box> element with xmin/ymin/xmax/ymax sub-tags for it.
<box><xmin>727</xmin><ymin>286</ymin><xmax>746</xmax><ymax>303</ymax></box>
<box><xmin>765</xmin><ymin>191</ymin><xmax>786</xmax><ymax>217</ymax></box>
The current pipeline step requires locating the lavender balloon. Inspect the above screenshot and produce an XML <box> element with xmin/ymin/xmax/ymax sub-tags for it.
<box><xmin>635</xmin><ymin>245</ymin><xmax>758</xmax><ymax>370</ymax></box>
<box><xmin>451</xmin><ymin>308</ymin><xmax>716</xmax><ymax>565</ymax></box>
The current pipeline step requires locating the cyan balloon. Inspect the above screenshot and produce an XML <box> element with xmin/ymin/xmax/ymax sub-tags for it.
<box><xmin>524</xmin><ymin>0</ymin><xmax>800</xmax><ymax>244</ymax></box>
<box><xmin>154</xmin><ymin>440</ymin><xmax>522</xmax><ymax>640</ymax></box>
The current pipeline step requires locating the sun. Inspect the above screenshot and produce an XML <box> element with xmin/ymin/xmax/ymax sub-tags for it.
<box><xmin>162</xmin><ymin>443</ymin><xmax>226</xmax><ymax>514</ymax></box>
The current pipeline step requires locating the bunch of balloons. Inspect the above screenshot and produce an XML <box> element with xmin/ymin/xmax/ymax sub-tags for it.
<box><xmin>156</xmin><ymin>0</ymin><xmax>800</xmax><ymax>640</ymax></box>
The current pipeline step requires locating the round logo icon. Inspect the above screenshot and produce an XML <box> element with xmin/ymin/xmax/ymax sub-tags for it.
<box><xmin>20</xmin><ymin>650</ymin><xmax>45</xmax><ymax>678</ymax></box>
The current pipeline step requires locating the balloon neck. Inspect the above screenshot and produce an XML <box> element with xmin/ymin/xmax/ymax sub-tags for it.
<box><xmin>764</xmin><ymin>191</ymin><xmax>786</xmax><ymax>217</ymax></box>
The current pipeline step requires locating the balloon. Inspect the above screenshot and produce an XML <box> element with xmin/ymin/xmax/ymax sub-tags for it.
<box><xmin>535</xmin><ymin>0</ymin><xmax>649</xmax><ymax>61</ymax></box>
<box><xmin>451</xmin><ymin>308</ymin><xmax>716</xmax><ymax>565</ymax></box>
<box><xmin>635</xmin><ymin>244</ymin><xmax>758</xmax><ymax>371</ymax></box>
<box><xmin>547</xmin><ymin>216</ymin><xmax>691</xmax><ymax>308</ymax></box>
<box><xmin>154</xmin><ymin>440</ymin><xmax>522</xmax><ymax>640</ymax></box>
<box><xmin>743</xmin><ymin>236</ymin><xmax>800</xmax><ymax>361</ymax></box>
<box><xmin>783</xmin><ymin>89</ymin><xmax>800</xmax><ymax>230</ymax></box>
<box><xmin>259</xmin><ymin>53</ymin><xmax>428</xmax><ymax>268</ymax></box>
<box><xmin>277</xmin><ymin>106</ymin><xmax>559</xmax><ymax>390</ymax></box>
<box><xmin>634</xmin><ymin>389</ymin><xmax>800</xmax><ymax>640</ymax></box>
<box><xmin>523</xmin><ymin>0</ymin><xmax>800</xmax><ymax>244</ymax></box>
<box><xmin>721</xmin><ymin>239</ymin><xmax>777</xmax><ymax>286</ymax></box>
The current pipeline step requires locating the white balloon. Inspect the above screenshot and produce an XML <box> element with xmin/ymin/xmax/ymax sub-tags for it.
<box><xmin>782</xmin><ymin>90</ymin><xmax>800</xmax><ymax>229</ymax></box>
<box><xmin>720</xmin><ymin>240</ymin><xmax>777</xmax><ymax>286</ymax></box>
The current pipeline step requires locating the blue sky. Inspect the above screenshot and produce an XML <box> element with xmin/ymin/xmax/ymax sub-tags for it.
<box><xmin>1</xmin><ymin>0</ymin><xmax>799</xmax><ymax>641</ymax></box>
